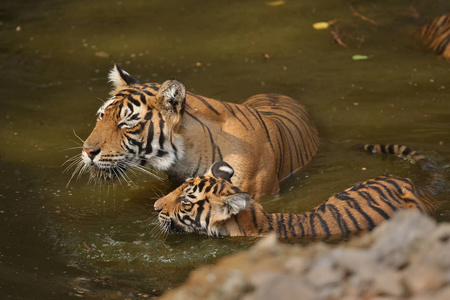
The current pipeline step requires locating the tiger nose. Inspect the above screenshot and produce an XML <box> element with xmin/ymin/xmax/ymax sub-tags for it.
<box><xmin>154</xmin><ymin>198</ymin><xmax>166</xmax><ymax>212</ymax></box>
<box><xmin>83</xmin><ymin>147</ymin><xmax>100</xmax><ymax>160</ymax></box>
<box><xmin>154</xmin><ymin>203</ymin><xmax>163</xmax><ymax>212</ymax></box>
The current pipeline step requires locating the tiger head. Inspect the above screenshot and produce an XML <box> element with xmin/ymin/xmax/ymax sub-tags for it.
<box><xmin>81</xmin><ymin>65</ymin><xmax>186</xmax><ymax>181</ymax></box>
<box><xmin>154</xmin><ymin>161</ymin><xmax>252</xmax><ymax>236</ymax></box>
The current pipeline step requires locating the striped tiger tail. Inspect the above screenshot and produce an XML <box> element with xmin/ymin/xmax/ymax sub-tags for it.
<box><xmin>156</xmin><ymin>158</ymin><xmax>444</xmax><ymax>239</ymax></box>
<box><xmin>359</xmin><ymin>144</ymin><xmax>445</xmax><ymax>196</ymax></box>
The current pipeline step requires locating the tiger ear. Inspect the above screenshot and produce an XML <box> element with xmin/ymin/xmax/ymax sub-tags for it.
<box><xmin>108</xmin><ymin>64</ymin><xmax>140</xmax><ymax>94</ymax></box>
<box><xmin>208</xmin><ymin>161</ymin><xmax>234</xmax><ymax>182</ymax></box>
<box><xmin>156</xmin><ymin>79</ymin><xmax>186</xmax><ymax>114</ymax></box>
<box><xmin>224</xmin><ymin>193</ymin><xmax>251</xmax><ymax>215</ymax></box>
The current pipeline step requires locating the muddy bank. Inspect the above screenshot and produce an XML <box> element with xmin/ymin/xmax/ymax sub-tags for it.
<box><xmin>160</xmin><ymin>211</ymin><xmax>450</xmax><ymax>300</ymax></box>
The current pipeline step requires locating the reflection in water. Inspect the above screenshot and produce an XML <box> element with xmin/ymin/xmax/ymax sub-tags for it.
<box><xmin>0</xmin><ymin>0</ymin><xmax>449</xmax><ymax>298</ymax></box>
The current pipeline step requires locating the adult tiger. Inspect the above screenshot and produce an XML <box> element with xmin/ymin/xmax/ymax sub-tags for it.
<box><xmin>154</xmin><ymin>144</ymin><xmax>442</xmax><ymax>238</ymax></box>
<box><xmin>417</xmin><ymin>13</ymin><xmax>450</xmax><ymax>59</ymax></box>
<box><xmin>80</xmin><ymin>65</ymin><xmax>319</xmax><ymax>197</ymax></box>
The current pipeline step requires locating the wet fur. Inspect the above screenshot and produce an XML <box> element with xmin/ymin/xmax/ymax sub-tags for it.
<box><xmin>418</xmin><ymin>13</ymin><xmax>450</xmax><ymax>59</ymax></box>
<box><xmin>155</xmin><ymin>144</ymin><xmax>441</xmax><ymax>239</ymax></box>
<box><xmin>82</xmin><ymin>65</ymin><xmax>319</xmax><ymax>197</ymax></box>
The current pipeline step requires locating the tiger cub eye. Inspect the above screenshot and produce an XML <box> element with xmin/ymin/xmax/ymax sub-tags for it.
<box><xmin>181</xmin><ymin>201</ymin><xmax>192</xmax><ymax>210</ymax></box>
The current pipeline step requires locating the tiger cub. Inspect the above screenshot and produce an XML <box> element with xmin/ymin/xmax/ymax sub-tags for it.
<box><xmin>154</xmin><ymin>144</ymin><xmax>442</xmax><ymax>238</ymax></box>
<box><xmin>418</xmin><ymin>13</ymin><xmax>450</xmax><ymax>59</ymax></box>
<box><xmin>79</xmin><ymin>65</ymin><xmax>319</xmax><ymax>197</ymax></box>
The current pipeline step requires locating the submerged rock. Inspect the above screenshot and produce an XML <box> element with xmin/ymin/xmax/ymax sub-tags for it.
<box><xmin>159</xmin><ymin>211</ymin><xmax>450</xmax><ymax>300</ymax></box>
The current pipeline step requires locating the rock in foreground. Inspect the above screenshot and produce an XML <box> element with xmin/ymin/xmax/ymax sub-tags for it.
<box><xmin>160</xmin><ymin>211</ymin><xmax>450</xmax><ymax>300</ymax></box>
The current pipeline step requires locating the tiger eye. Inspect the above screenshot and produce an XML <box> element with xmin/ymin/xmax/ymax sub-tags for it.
<box><xmin>181</xmin><ymin>201</ymin><xmax>192</xmax><ymax>210</ymax></box>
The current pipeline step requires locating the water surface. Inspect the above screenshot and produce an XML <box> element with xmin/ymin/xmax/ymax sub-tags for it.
<box><xmin>1</xmin><ymin>0</ymin><xmax>449</xmax><ymax>298</ymax></box>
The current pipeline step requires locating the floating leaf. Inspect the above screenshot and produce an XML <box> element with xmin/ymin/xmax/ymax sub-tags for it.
<box><xmin>313</xmin><ymin>22</ymin><xmax>330</xmax><ymax>30</ymax></box>
<box><xmin>95</xmin><ymin>51</ymin><xmax>110</xmax><ymax>58</ymax></box>
<box><xmin>352</xmin><ymin>54</ymin><xmax>369</xmax><ymax>60</ymax></box>
<box><xmin>266</xmin><ymin>1</ymin><xmax>285</xmax><ymax>7</ymax></box>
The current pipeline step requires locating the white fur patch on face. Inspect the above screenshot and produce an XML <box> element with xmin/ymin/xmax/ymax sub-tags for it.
<box><xmin>81</xmin><ymin>150</ymin><xmax>93</xmax><ymax>165</ymax></box>
<box><xmin>96</xmin><ymin>98</ymin><xmax>114</xmax><ymax>116</ymax></box>
<box><xmin>143</xmin><ymin>133</ymin><xmax>185</xmax><ymax>171</ymax></box>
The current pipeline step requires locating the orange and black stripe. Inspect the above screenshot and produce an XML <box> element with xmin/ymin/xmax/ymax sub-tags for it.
<box><xmin>418</xmin><ymin>13</ymin><xmax>450</xmax><ymax>58</ymax></box>
<box><xmin>156</xmin><ymin>145</ymin><xmax>442</xmax><ymax>239</ymax></box>
<box><xmin>243</xmin><ymin>94</ymin><xmax>320</xmax><ymax>181</ymax></box>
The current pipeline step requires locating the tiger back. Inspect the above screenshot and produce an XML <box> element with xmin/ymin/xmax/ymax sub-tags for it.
<box><xmin>79</xmin><ymin>65</ymin><xmax>319</xmax><ymax>197</ymax></box>
<box><xmin>154</xmin><ymin>145</ymin><xmax>442</xmax><ymax>239</ymax></box>
<box><xmin>418</xmin><ymin>13</ymin><xmax>450</xmax><ymax>59</ymax></box>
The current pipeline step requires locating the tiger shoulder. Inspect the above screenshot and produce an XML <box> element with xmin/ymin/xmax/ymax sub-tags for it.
<box><xmin>78</xmin><ymin>65</ymin><xmax>319</xmax><ymax>197</ymax></box>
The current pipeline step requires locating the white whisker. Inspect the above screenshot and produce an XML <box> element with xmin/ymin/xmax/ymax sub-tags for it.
<box><xmin>150</xmin><ymin>218</ymin><xmax>170</xmax><ymax>240</ymax></box>
<box><xmin>76</xmin><ymin>163</ymin><xmax>89</xmax><ymax>181</ymax></box>
<box><xmin>62</xmin><ymin>154</ymin><xmax>82</xmax><ymax>168</ymax></box>
<box><xmin>66</xmin><ymin>161</ymin><xmax>84</xmax><ymax>187</ymax></box>
<box><xmin>127</xmin><ymin>161</ymin><xmax>163</xmax><ymax>181</ymax></box>
<box><xmin>62</xmin><ymin>157</ymin><xmax>81</xmax><ymax>173</ymax></box>
<box><xmin>61</xmin><ymin>146</ymin><xmax>83</xmax><ymax>152</ymax></box>
<box><xmin>111</xmin><ymin>168</ymin><xmax>122</xmax><ymax>186</ymax></box>
<box><xmin>120</xmin><ymin>167</ymin><xmax>137</xmax><ymax>188</ymax></box>
<box><xmin>154</xmin><ymin>186</ymin><xmax>165</xmax><ymax>198</ymax></box>
<box><xmin>63</xmin><ymin>160</ymin><xmax>82</xmax><ymax>177</ymax></box>
<box><xmin>62</xmin><ymin>153</ymin><xmax>81</xmax><ymax>163</ymax></box>
<box><xmin>116</xmin><ymin>167</ymin><xmax>134</xmax><ymax>189</ymax></box>
<box><xmin>72</xmin><ymin>129</ymin><xmax>85</xmax><ymax>144</ymax></box>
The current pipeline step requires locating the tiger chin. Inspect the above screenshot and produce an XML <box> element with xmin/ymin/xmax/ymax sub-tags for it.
<box><xmin>154</xmin><ymin>144</ymin><xmax>442</xmax><ymax>239</ymax></box>
<box><xmin>79</xmin><ymin>64</ymin><xmax>319</xmax><ymax>197</ymax></box>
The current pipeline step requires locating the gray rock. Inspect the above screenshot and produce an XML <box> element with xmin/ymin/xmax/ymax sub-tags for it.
<box><xmin>214</xmin><ymin>270</ymin><xmax>250</xmax><ymax>300</ymax></box>
<box><xmin>414</xmin><ymin>223</ymin><xmax>450</xmax><ymax>269</ymax></box>
<box><xmin>410</xmin><ymin>285</ymin><xmax>450</xmax><ymax>300</ymax></box>
<box><xmin>403</xmin><ymin>265</ymin><xmax>447</xmax><ymax>295</ymax></box>
<box><xmin>371</xmin><ymin>270</ymin><xmax>406</xmax><ymax>297</ymax></box>
<box><xmin>306</xmin><ymin>257</ymin><xmax>344</xmax><ymax>288</ymax></box>
<box><xmin>251</xmin><ymin>276</ymin><xmax>316</xmax><ymax>300</ymax></box>
<box><xmin>369</xmin><ymin>211</ymin><xmax>436</xmax><ymax>268</ymax></box>
<box><xmin>160</xmin><ymin>211</ymin><xmax>450</xmax><ymax>300</ymax></box>
<box><xmin>330</xmin><ymin>248</ymin><xmax>379</xmax><ymax>275</ymax></box>
<box><xmin>283</xmin><ymin>256</ymin><xmax>309</xmax><ymax>275</ymax></box>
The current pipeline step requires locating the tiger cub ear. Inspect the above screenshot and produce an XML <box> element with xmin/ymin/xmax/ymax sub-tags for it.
<box><xmin>108</xmin><ymin>64</ymin><xmax>140</xmax><ymax>95</ymax></box>
<box><xmin>208</xmin><ymin>161</ymin><xmax>234</xmax><ymax>182</ymax></box>
<box><xmin>156</xmin><ymin>79</ymin><xmax>186</xmax><ymax>114</ymax></box>
<box><xmin>224</xmin><ymin>193</ymin><xmax>251</xmax><ymax>215</ymax></box>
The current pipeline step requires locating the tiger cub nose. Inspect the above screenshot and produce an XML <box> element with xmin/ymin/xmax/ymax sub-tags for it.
<box><xmin>154</xmin><ymin>198</ymin><xmax>166</xmax><ymax>212</ymax></box>
<box><xmin>83</xmin><ymin>147</ymin><xmax>100</xmax><ymax>160</ymax></box>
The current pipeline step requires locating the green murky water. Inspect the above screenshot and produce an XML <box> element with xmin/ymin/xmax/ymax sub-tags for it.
<box><xmin>1</xmin><ymin>0</ymin><xmax>449</xmax><ymax>298</ymax></box>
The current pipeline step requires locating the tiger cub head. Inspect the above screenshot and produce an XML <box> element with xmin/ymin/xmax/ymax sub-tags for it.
<box><xmin>154</xmin><ymin>161</ymin><xmax>252</xmax><ymax>236</ymax></box>
<box><xmin>81</xmin><ymin>65</ymin><xmax>186</xmax><ymax>181</ymax></box>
